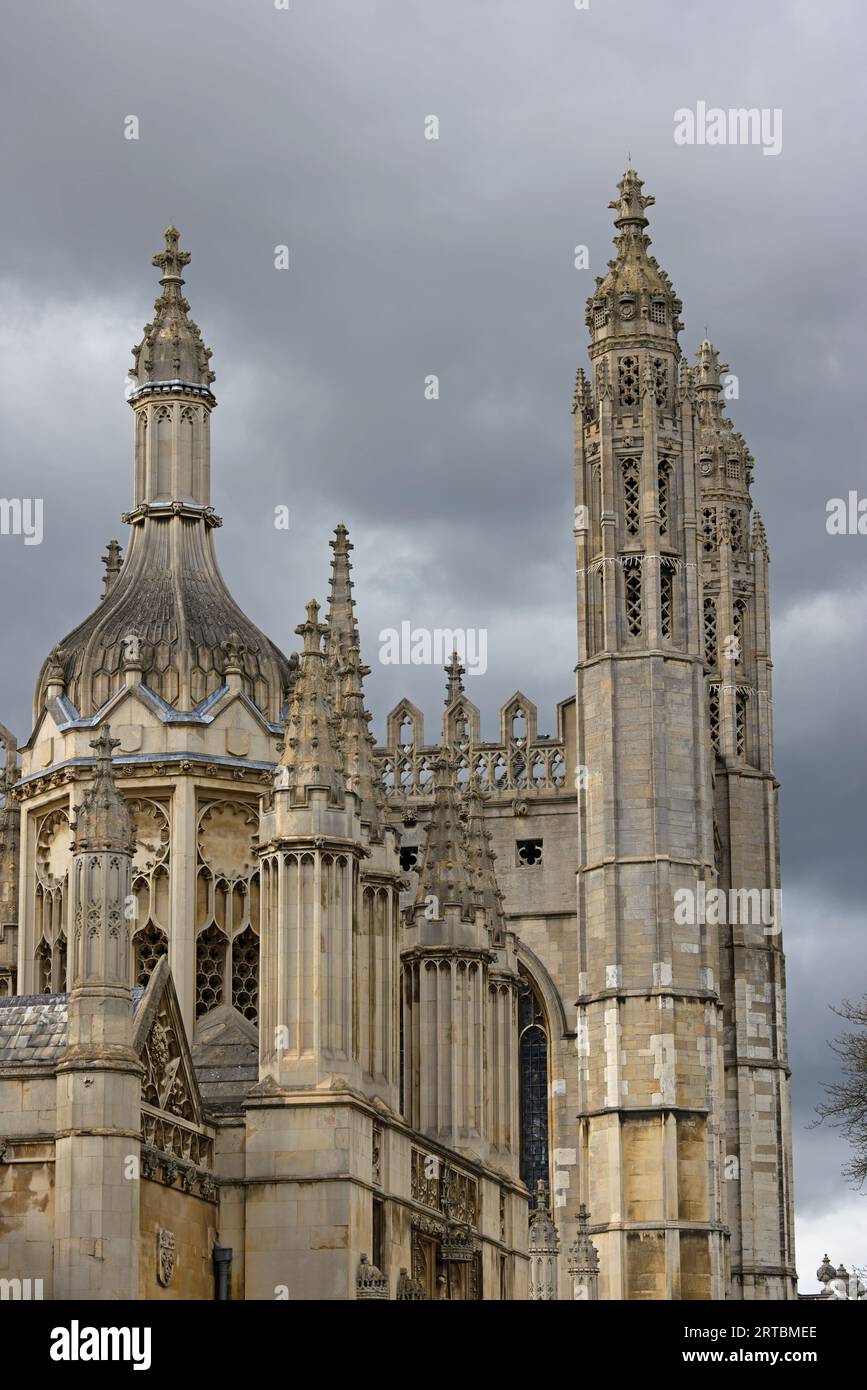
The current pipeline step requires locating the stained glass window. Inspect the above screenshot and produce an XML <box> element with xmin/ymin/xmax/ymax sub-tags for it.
<box><xmin>518</xmin><ymin>973</ymin><xmax>549</xmax><ymax>1197</ymax></box>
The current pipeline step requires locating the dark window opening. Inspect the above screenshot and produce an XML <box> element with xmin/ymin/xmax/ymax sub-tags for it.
<box><xmin>516</xmin><ymin>839</ymin><xmax>542</xmax><ymax>867</ymax></box>
<box><xmin>400</xmin><ymin>845</ymin><xmax>419</xmax><ymax>873</ymax></box>
<box><xmin>372</xmin><ymin>1197</ymin><xmax>384</xmax><ymax>1272</ymax></box>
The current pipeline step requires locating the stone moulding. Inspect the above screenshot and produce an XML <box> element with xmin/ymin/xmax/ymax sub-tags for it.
<box><xmin>140</xmin><ymin>1141</ymin><xmax>217</xmax><ymax>1202</ymax></box>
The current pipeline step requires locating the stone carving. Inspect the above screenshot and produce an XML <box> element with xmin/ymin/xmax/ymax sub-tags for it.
<box><xmin>122</xmin><ymin>632</ymin><xmax>142</xmax><ymax>665</ymax></box>
<box><xmin>356</xmin><ymin>1255</ymin><xmax>389</xmax><ymax>1300</ymax></box>
<box><xmin>568</xmin><ymin>1203</ymin><xmax>600</xmax><ymax>1301</ymax></box>
<box><xmin>528</xmin><ymin>1181</ymin><xmax>559</xmax><ymax>1301</ymax></box>
<box><xmin>816</xmin><ymin>1254</ymin><xmax>867</xmax><ymax>1300</ymax></box>
<box><xmin>157</xmin><ymin>1228</ymin><xmax>176</xmax><ymax>1287</ymax></box>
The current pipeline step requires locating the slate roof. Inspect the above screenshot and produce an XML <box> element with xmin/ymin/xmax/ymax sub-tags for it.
<box><xmin>0</xmin><ymin>989</ymin><xmax>144</xmax><ymax>1066</ymax></box>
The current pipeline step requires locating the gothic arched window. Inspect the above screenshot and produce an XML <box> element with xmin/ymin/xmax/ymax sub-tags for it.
<box><xmin>518</xmin><ymin>971</ymin><xmax>550</xmax><ymax>1197</ymax></box>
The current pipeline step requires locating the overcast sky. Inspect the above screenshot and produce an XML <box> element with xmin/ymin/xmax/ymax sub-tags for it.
<box><xmin>1</xmin><ymin>0</ymin><xmax>864</xmax><ymax>1289</ymax></box>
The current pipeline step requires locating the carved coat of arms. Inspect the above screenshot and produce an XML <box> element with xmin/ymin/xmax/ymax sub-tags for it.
<box><xmin>157</xmin><ymin>1228</ymin><xmax>176</xmax><ymax>1287</ymax></box>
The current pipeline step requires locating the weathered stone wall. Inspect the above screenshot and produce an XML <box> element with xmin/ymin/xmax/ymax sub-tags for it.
<box><xmin>139</xmin><ymin>1178</ymin><xmax>218</xmax><ymax>1299</ymax></box>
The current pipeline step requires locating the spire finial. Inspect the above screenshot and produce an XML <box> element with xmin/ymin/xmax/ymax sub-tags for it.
<box><xmin>608</xmin><ymin>168</ymin><xmax>655</xmax><ymax>229</ymax></box>
<box><xmin>278</xmin><ymin>601</ymin><xmax>344</xmax><ymax>801</ymax></box>
<box><xmin>694</xmin><ymin>339</ymin><xmax>729</xmax><ymax>393</ymax></box>
<box><xmin>444</xmin><ymin>650</ymin><xmax>465</xmax><ymax>706</ymax></box>
<box><xmin>152</xmin><ymin>224</ymin><xmax>190</xmax><ymax>285</ymax></box>
<box><xmin>130</xmin><ymin>225</ymin><xmax>215</xmax><ymax>390</ymax></box>
<box><xmin>325</xmin><ymin>523</ymin><xmax>360</xmax><ymax>676</ymax></box>
<box><xmin>296</xmin><ymin>598</ymin><xmax>328</xmax><ymax>655</ymax></box>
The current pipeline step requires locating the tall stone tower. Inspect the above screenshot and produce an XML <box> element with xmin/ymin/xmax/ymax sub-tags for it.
<box><xmin>53</xmin><ymin>727</ymin><xmax>141</xmax><ymax>1299</ymax></box>
<box><xmin>401</xmin><ymin>756</ymin><xmax>521</xmax><ymax>1173</ymax></box>
<box><xmin>402</xmin><ymin>758</ymin><xmax>494</xmax><ymax>1163</ymax></box>
<box><xmin>573</xmin><ymin>170</ymin><xmax>725</xmax><ymax>1299</ymax></box>
<box><xmin>694</xmin><ymin>340</ymin><xmax>795</xmax><ymax>1298</ymax></box>
<box><xmin>246</xmin><ymin>598</ymin><xmax>402</xmax><ymax>1299</ymax></box>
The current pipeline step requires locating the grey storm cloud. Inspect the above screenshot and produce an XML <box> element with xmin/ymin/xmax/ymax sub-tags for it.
<box><xmin>1</xmin><ymin>0</ymin><xmax>865</xmax><ymax>1280</ymax></box>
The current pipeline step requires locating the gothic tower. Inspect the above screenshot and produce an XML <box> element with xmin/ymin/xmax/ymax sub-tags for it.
<box><xmin>573</xmin><ymin>171</ymin><xmax>726</xmax><ymax>1298</ymax></box>
<box><xmin>402</xmin><ymin>755</ymin><xmax>494</xmax><ymax>1163</ymax></box>
<box><xmin>53</xmin><ymin>728</ymin><xmax>141</xmax><ymax>1299</ymax></box>
<box><xmin>247</xmin><ymin>597</ymin><xmax>403</xmax><ymax>1299</ymax></box>
<box><xmin>695</xmin><ymin>340</ymin><xmax>795</xmax><ymax>1298</ymax></box>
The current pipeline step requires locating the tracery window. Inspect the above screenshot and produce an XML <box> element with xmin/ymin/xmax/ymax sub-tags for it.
<box><xmin>619</xmin><ymin>356</ymin><xmax>639</xmax><ymax>407</ymax></box>
<box><xmin>196</xmin><ymin>799</ymin><xmax>260</xmax><ymax>1023</ymax></box>
<box><xmin>135</xmin><ymin>922</ymin><xmax>168</xmax><ymax>988</ymax></box>
<box><xmin>653</xmin><ymin>357</ymin><xmax>668</xmax><ymax>408</ymax></box>
<box><xmin>709</xmin><ymin>684</ymin><xmax>721</xmax><ymax>754</ymax></box>
<box><xmin>625</xmin><ymin>568</ymin><xmax>642</xmax><ymax>637</ymax></box>
<box><xmin>660</xmin><ymin>567</ymin><xmax>674</xmax><ymax>640</ymax></box>
<box><xmin>34</xmin><ymin>807</ymin><xmax>71</xmax><ymax>992</ymax></box>
<box><xmin>702</xmin><ymin>507</ymin><xmax>717</xmax><ymax>553</ymax></box>
<box><xmin>516</xmin><ymin>839</ymin><xmax>543</xmax><ymax>867</ymax></box>
<box><xmin>658</xmin><ymin>461</ymin><xmax>670</xmax><ymax>535</ymax></box>
<box><xmin>704</xmin><ymin>597</ymin><xmax>718</xmax><ymax>668</ymax></box>
<box><xmin>732</xmin><ymin>599</ymin><xmax>747</xmax><ymax>667</ymax></box>
<box><xmin>728</xmin><ymin>507</ymin><xmax>743</xmax><ymax>554</ymax></box>
<box><xmin>735</xmin><ymin>690</ymin><xmax>749</xmax><ymax>760</ymax></box>
<box><xmin>622</xmin><ymin>460</ymin><xmax>640</xmax><ymax>536</ymax></box>
<box><xmin>518</xmin><ymin>972</ymin><xmax>550</xmax><ymax>1197</ymax></box>
<box><xmin>129</xmin><ymin>798</ymin><xmax>170</xmax><ymax>988</ymax></box>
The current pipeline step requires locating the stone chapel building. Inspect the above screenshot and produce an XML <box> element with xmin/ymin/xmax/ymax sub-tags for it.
<box><xmin>0</xmin><ymin>170</ymin><xmax>796</xmax><ymax>1300</ymax></box>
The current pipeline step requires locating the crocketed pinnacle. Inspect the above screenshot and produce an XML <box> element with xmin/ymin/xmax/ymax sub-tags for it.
<box><xmin>444</xmin><ymin>651</ymin><xmax>465</xmax><ymax>707</ymax></box>
<box><xmin>130</xmin><ymin>226</ymin><xmax>215</xmax><ymax>388</ymax></box>
<box><xmin>694</xmin><ymin>338</ymin><xmax>729</xmax><ymax>427</ymax></box>
<box><xmin>415</xmin><ymin>754</ymin><xmax>475</xmax><ymax>916</ymax></box>
<box><xmin>462</xmin><ymin>775</ymin><xmax>505</xmax><ymax>939</ymax></box>
<box><xmin>72</xmin><ymin>727</ymin><xmax>135</xmax><ymax>855</ymax></box>
<box><xmin>324</xmin><ymin>523</ymin><xmax>360</xmax><ymax>675</ymax></box>
<box><xmin>340</xmin><ymin>644</ymin><xmax>382</xmax><ymax>837</ymax></box>
<box><xmin>279</xmin><ymin>599</ymin><xmax>345</xmax><ymax>801</ymax></box>
<box><xmin>752</xmin><ymin>511</ymin><xmax>769</xmax><ymax>555</ymax></box>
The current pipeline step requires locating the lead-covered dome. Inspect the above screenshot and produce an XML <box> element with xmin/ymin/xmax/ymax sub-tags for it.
<box><xmin>34</xmin><ymin>228</ymin><xmax>294</xmax><ymax>724</ymax></box>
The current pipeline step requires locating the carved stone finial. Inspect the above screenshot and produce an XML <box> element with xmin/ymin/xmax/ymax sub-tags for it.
<box><xmin>130</xmin><ymin>225</ymin><xmax>215</xmax><ymax>389</ymax></box>
<box><xmin>278</xmin><ymin>600</ymin><xmax>344</xmax><ymax>802</ymax></box>
<box><xmin>414</xmin><ymin>751</ymin><xmax>476</xmax><ymax>918</ymax></box>
<box><xmin>340</xmin><ymin>644</ymin><xmax>381</xmax><ymax>838</ymax></box>
<box><xmin>101</xmin><ymin>540</ymin><xmax>123</xmax><ymax>601</ymax></box>
<box><xmin>71</xmin><ymin>725</ymin><xmax>135</xmax><ymax>855</ymax></box>
<box><xmin>324</xmin><ymin>523</ymin><xmax>360</xmax><ymax>678</ymax></box>
<box><xmin>444</xmin><ymin>650</ymin><xmax>465</xmax><ymax>706</ymax></box>
<box><xmin>608</xmin><ymin>168</ymin><xmax>656</xmax><ymax>228</ymax></box>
